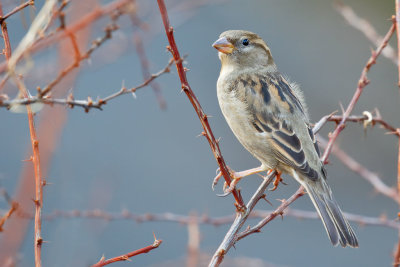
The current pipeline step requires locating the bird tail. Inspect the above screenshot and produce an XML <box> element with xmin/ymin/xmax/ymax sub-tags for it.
<box><xmin>298</xmin><ymin>173</ymin><xmax>358</xmax><ymax>247</ymax></box>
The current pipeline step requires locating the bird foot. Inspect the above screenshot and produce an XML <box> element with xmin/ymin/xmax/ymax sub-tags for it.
<box><xmin>268</xmin><ymin>170</ymin><xmax>286</xmax><ymax>191</ymax></box>
<box><xmin>212</xmin><ymin>165</ymin><xmax>266</xmax><ymax>196</ymax></box>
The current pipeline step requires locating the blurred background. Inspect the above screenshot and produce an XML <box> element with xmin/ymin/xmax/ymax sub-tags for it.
<box><xmin>0</xmin><ymin>0</ymin><xmax>399</xmax><ymax>266</ymax></box>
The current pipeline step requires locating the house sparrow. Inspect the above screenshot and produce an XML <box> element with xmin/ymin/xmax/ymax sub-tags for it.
<box><xmin>212</xmin><ymin>30</ymin><xmax>358</xmax><ymax>247</ymax></box>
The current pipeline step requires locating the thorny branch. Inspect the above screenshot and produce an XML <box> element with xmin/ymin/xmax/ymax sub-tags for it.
<box><xmin>156</xmin><ymin>0</ymin><xmax>245</xmax><ymax>209</ymax></box>
<box><xmin>91</xmin><ymin>237</ymin><xmax>162</xmax><ymax>267</ymax></box>
<box><xmin>321</xmin><ymin>19</ymin><xmax>396</xmax><ymax>164</ymax></box>
<box><xmin>0</xmin><ymin>0</ymin><xmax>132</xmax><ymax>75</ymax></box>
<box><xmin>38</xmin><ymin>22</ymin><xmax>122</xmax><ymax>97</ymax></box>
<box><xmin>1</xmin><ymin>207</ymin><xmax>398</xmax><ymax>230</ymax></box>
<box><xmin>395</xmin><ymin>2</ymin><xmax>400</xmax><ymax>265</ymax></box>
<box><xmin>0</xmin><ymin>59</ymin><xmax>174</xmax><ymax>112</ymax></box>
<box><xmin>0</xmin><ymin>1</ymin><xmax>34</xmax><ymax>24</ymax></box>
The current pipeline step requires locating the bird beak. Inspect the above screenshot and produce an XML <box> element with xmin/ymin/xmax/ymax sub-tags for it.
<box><xmin>212</xmin><ymin>37</ymin><xmax>234</xmax><ymax>54</ymax></box>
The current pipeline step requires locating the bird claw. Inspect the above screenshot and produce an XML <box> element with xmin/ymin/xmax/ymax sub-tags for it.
<box><xmin>268</xmin><ymin>171</ymin><xmax>285</xmax><ymax>191</ymax></box>
<box><xmin>215</xmin><ymin>172</ymin><xmax>240</xmax><ymax>197</ymax></box>
<box><xmin>212</xmin><ymin>165</ymin><xmax>266</xmax><ymax>196</ymax></box>
<box><xmin>212</xmin><ymin>169</ymin><xmax>222</xmax><ymax>191</ymax></box>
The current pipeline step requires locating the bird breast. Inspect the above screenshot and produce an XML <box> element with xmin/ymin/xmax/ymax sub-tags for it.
<box><xmin>217</xmin><ymin>72</ymin><xmax>278</xmax><ymax>169</ymax></box>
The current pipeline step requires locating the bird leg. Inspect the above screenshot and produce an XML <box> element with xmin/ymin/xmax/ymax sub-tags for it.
<box><xmin>268</xmin><ymin>170</ymin><xmax>285</xmax><ymax>191</ymax></box>
<box><xmin>212</xmin><ymin>165</ymin><xmax>266</xmax><ymax>194</ymax></box>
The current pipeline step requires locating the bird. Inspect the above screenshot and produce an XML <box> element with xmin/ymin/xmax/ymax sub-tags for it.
<box><xmin>212</xmin><ymin>30</ymin><xmax>358</xmax><ymax>247</ymax></box>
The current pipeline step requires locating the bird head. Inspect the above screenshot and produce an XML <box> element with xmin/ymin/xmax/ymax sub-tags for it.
<box><xmin>212</xmin><ymin>30</ymin><xmax>275</xmax><ymax>70</ymax></box>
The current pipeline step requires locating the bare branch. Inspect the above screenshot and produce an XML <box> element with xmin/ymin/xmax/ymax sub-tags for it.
<box><xmin>317</xmin><ymin>136</ymin><xmax>398</xmax><ymax>201</ymax></box>
<box><xmin>334</xmin><ymin>1</ymin><xmax>398</xmax><ymax>65</ymax></box>
<box><xmin>91</xmin><ymin>237</ymin><xmax>162</xmax><ymax>267</ymax></box>
<box><xmin>208</xmin><ymin>172</ymin><xmax>276</xmax><ymax>267</ymax></box>
<box><xmin>321</xmin><ymin>20</ymin><xmax>396</xmax><ymax>164</ymax></box>
<box><xmin>156</xmin><ymin>0</ymin><xmax>245</xmax><ymax>208</ymax></box>
<box><xmin>0</xmin><ymin>59</ymin><xmax>173</xmax><ymax>111</ymax></box>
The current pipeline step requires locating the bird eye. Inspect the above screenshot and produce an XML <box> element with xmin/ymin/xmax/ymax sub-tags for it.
<box><xmin>242</xmin><ymin>39</ymin><xmax>249</xmax><ymax>46</ymax></box>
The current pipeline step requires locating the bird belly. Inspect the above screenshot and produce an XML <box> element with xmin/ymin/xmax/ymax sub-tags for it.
<box><xmin>217</xmin><ymin>89</ymin><xmax>278</xmax><ymax>170</ymax></box>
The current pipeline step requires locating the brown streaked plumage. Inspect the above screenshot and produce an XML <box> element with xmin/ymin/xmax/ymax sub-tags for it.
<box><xmin>213</xmin><ymin>30</ymin><xmax>358</xmax><ymax>247</ymax></box>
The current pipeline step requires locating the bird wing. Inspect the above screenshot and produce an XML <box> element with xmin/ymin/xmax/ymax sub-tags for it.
<box><xmin>241</xmin><ymin>73</ymin><xmax>322</xmax><ymax>181</ymax></box>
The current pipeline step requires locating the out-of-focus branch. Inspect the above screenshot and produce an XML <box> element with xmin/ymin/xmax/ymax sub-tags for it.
<box><xmin>0</xmin><ymin>0</ymin><xmax>132</xmax><ymax>74</ymax></box>
<box><xmin>0</xmin><ymin>59</ymin><xmax>174</xmax><ymax>111</ymax></box>
<box><xmin>0</xmin><ymin>1</ymin><xmax>34</xmax><ymax>24</ymax></box>
<box><xmin>395</xmin><ymin>3</ymin><xmax>400</xmax><ymax>265</ymax></box>
<box><xmin>0</xmin><ymin>203</ymin><xmax>18</xmax><ymax>232</ymax></box>
<box><xmin>317</xmin><ymin>136</ymin><xmax>398</xmax><ymax>201</ymax></box>
<box><xmin>187</xmin><ymin>213</ymin><xmax>201</xmax><ymax>267</ymax></box>
<box><xmin>2</xmin><ymin>207</ymin><xmax>399</xmax><ymax>230</ymax></box>
<box><xmin>395</xmin><ymin>129</ymin><xmax>400</xmax><ymax>267</ymax></box>
<box><xmin>0</xmin><ymin>3</ymin><xmax>12</xmax><ymax>61</ymax></box>
<box><xmin>91</xmin><ymin>237</ymin><xmax>162</xmax><ymax>267</ymax></box>
<box><xmin>130</xmin><ymin>3</ymin><xmax>167</xmax><ymax>110</ymax></box>
<box><xmin>321</xmin><ymin>20</ymin><xmax>396</xmax><ymax>164</ymax></box>
<box><xmin>334</xmin><ymin>1</ymin><xmax>398</xmax><ymax>65</ymax></box>
<box><xmin>156</xmin><ymin>0</ymin><xmax>245</xmax><ymax>208</ymax></box>
<box><xmin>38</xmin><ymin>22</ymin><xmax>120</xmax><ymax>97</ymax></box>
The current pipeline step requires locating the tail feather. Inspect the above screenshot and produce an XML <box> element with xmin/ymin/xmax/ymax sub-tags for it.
<box><xmin>305</xmin><ymin>184</ymin><xmax>358</xmax><ymax>248</ymax></box>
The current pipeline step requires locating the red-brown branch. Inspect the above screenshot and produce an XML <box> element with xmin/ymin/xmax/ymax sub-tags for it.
<box><xmin>321</xmin><ymin>20</ymin><xmax>396</xmax><ymax>164</ymax></box>
<box><xmin>0</xmin><ymin>202</ymin><xmax>18</xmax><ymax>232</ymax></box>
<box><xmin>236</xmin><ymin>187</ymin><xmax>305</xmax><ymax>241</ymax></box>
<box><xmin>0</xmin><ymin>1</ymin><xmax>34</xmax><ymax>24</ymax></box>
<box><xmin>0</xmin><ymin>0</ymin><xmax>132</xmax><ymax>75</ymax></box>
<box><xmin>0</xmin><ymin>1</ymin><xmax>44</xmax><ymax>266</ymax></box>
<box><xmin>91</xmin><ymin>238</ymin><xmax>162</xmax><ymax>267</ymax></box>
<box><xmin>13</xmin><ymin>79</ymin><xmax>44</xmax><ymax>267</ymax></box>
<box><xmin>396</xmin><ymin>0</ymin><xmax>400</xmax><ymax>86</ymax></box>
<box><xmin>395</xmin><ymin>128</ymin><xmax>400</xmax><ymax>267</ymax></box>
<box><xmin>2</xmin><ymin>207</ymin><xmax>395</xmax><ymax>230</ymax></box>
<box><xmin>0</xmin><ymin>3</ymin><xmax>12</xmax><ymax>61</ymax></box>
<box><xmin>156</xmin><ymin>0</ymin><xmax>244</xmax><ymax>209</ymax></box>
<box><xmin>38</xmin><ymin>22</ymin><xmax>121</xmax><ymax>98</ymax></box>
<box><xmin>0</xmin><ymin>58</ymin><xmax>173</xmax><ymax>111</ymax></box>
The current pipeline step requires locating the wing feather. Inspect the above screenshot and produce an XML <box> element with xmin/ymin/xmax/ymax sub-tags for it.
<box><xmin>243</xmin><ymin>73</ymin><xmax>320</xmax><ymax>181</ymax></box>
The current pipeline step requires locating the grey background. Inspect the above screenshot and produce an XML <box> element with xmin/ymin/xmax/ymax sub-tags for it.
<box><xmin>1</xmin><ymin>0</ymin><xmax>399</xmax><ymax>266</ymax></box>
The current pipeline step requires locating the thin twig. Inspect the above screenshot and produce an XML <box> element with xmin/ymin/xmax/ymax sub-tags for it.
<box><xmin>91</xmin><ymin>237</ymin><xmax>162</xmax><ymax>267</ymax></box>
<box><xmin>318</xmin><ymin>136</ymin><xmax>398</xmax><ymax>201</ymax></box>
<box><xmin>156</xmin><ymin>0</ymin><xmax>244</xmax><ymax>209</ymax></box>
<box><xmin>0</xmin><ymin>3</ymin><xmax>12</xmax><ymax>61</ymax></box>
<box><xmin>334</xmin><ymin>1</ymin><xmax>397</xmax><ymax>65</ymax></box>
<box><xmin>208</xmin><ymin>172</ymin><xmax>276</xmax><ymax>267</ymax></box>
<box><xmin>0</xmin><ymin>202</ymin><xmax>18</xmax><ymax>232</ymax></box>
<box><xmin>130</xmin><ymin>2</ymin><xmax>167</xmax><ymax>110</ymax></box>
<box><xmin>396</xmin><ymin>0</ymin><xmax>400</xmax><ymax>83</ymax></box>
<box><xmin>0</xmin><ymin>0</ymin><xmax>132</xmax><ymax>74</ymax></box>
<box><xmin>13</xmin><ymin>78</ymin><xmax>44</xmax><ymax>267</ymax></box>
<box><xmin>0</xmin><ymin>59</ymin><xmax>174</xmax><ymax>111</ymax></box>
<box><xmin>321</xmin><ymin>20</ymin><xmax>396</xmax><ymax>164</ymax></box>
<box><xmin>236</xmin><ymin>187</ymin><xmax>303</xmax><ymax>241</ymax></box>
<box><xmin>395</xmin><ymin>128</ymin><xmax>400</xmax><ymax>267</ymax></box>
<box><xmin>253</xmin><ymin>208</ymin><xmax>400</xmax><ymax>230</ymax></box>
<box><xmin>38</xmin><ymin>21</ymin><xmax>120</xmax><ymax>97</ymax></box>
<box><xmin>0</xmin><ymin>1</ymin><xmax>34</xmax><ymax>24</ymax></box>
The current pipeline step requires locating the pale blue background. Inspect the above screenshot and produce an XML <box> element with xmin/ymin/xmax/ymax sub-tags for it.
<box><xmin>0</xmin><ymin>0</ymin><xmax>399</xmax><ymax>266</ymax></box>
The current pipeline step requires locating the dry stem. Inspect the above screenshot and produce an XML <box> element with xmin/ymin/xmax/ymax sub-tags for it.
<box><xmin>156</xmin><ymin>0</ymin><xmax>244</xmax><ymax>209</ymax></box>
<box><xmin>91</xmin><ymin>238</ymin><xmax>162</xmax><ymax>267</ymax></box>
<box><xmin>321</xmin><ymin>20</ymin><xmax>396</xmax><ymax>164</ymax></box>
<box><xmin>0</xmin><ymin>59</ymin><xmax>174</xmax><ymax>111</ymax></box>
